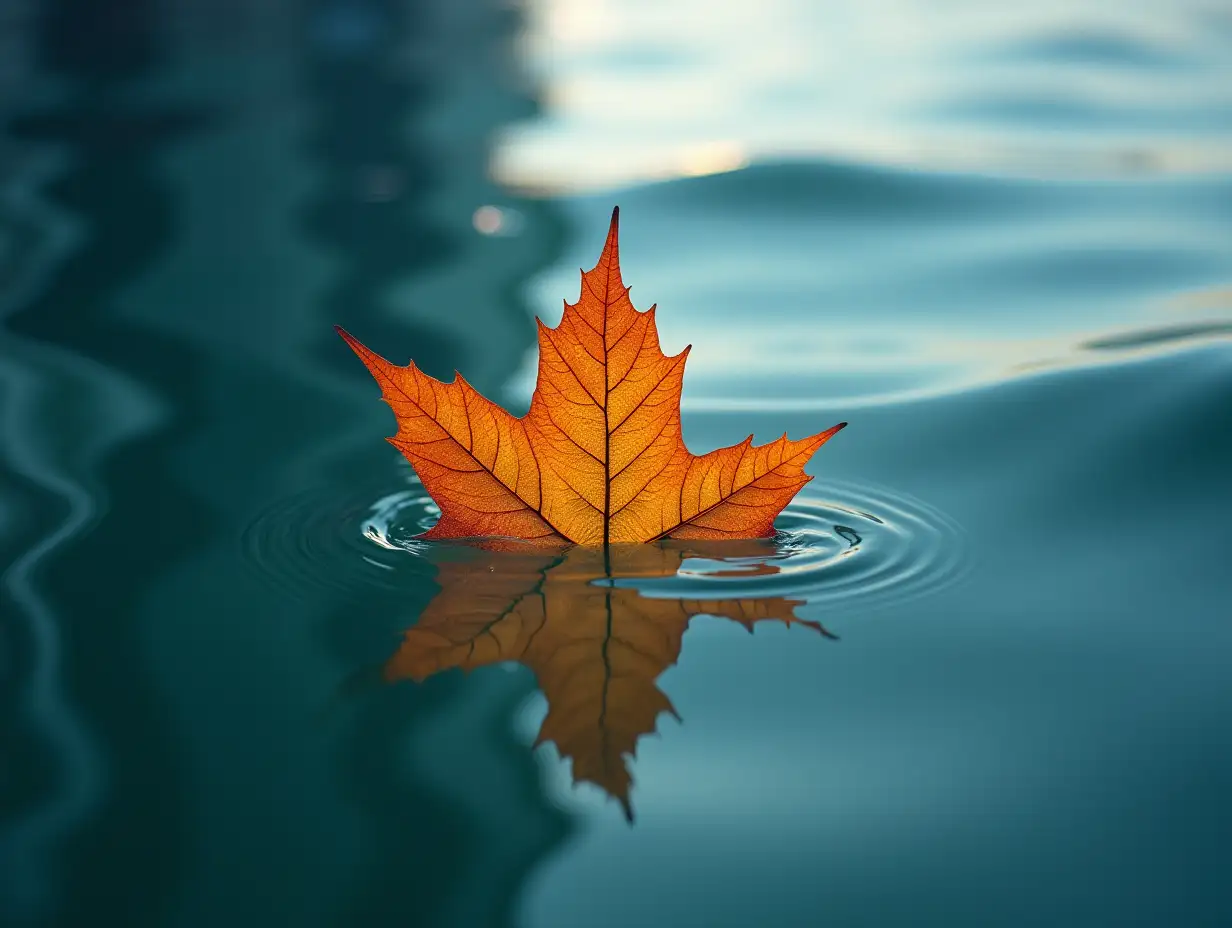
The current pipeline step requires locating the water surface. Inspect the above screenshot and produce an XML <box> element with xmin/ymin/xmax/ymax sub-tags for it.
<box><xmin>1</xmin><ymin>0</ymin><xmax>1230</xmax><ymax>926</ymax></box>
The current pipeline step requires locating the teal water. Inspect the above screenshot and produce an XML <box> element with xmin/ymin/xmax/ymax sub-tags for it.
<box><xmin>2</xmin><ymin>1</ymin><xmax>1230</xmax><ymax>926</ymax></box>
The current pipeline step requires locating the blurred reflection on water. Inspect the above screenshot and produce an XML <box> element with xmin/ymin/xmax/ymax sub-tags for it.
<box><xmin>2</xmin><ymin>0</ymin><xmax>566</xmax><ymax>924</ymax></box>
<box><xmin>382</xmin><ymin>540</ymin><xmax>836</xmax><ymax>822</ymax></box>
<box><xmin>1</xmin><ymin>1</ymin><xmax>1230</xmax><ymax>927</ymax></box>
<box><xmin>498</xmin><ymin>0</ymin><xmax>1232</xmax><ymax>187</ymax></box>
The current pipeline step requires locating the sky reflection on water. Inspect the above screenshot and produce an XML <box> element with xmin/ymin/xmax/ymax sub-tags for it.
<box><xmin>497</xmin><ymin>0</ymin><xmax>1232</xmax><ymax>190</ymax></box>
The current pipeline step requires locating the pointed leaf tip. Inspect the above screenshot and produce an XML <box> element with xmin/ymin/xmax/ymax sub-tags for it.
<box><xmin>335</xmin><ymin>326</ymin><xmax>379</xmax><ymax>366</ymax></box>
<box><xmin>601</xmin><ymin>205</ymin><xmax>621</xmax><ymax>261</ymax></box>
<box><xmin>335</xmin><ymin>325</ymin><xmax>359</xmax><ymax>351</ymax></box>
<box><xmin>619</xmin><ymin>796</ymin><xmax>634</xmax><ymax>823</ymax></box>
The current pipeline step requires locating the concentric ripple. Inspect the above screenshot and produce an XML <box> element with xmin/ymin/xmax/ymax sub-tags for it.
<box><xmin>243</xmin><ymin>473</ymin><xmax>966</xmax><ymax>614</ymax></box>
<box><xmin>629</xmin><ymin>480</ymin><xmax>969</xmax><ymax>613</ymax></box>
<box><xmin>240</xmin><ymin>471</ymin><xmax>442</xmax><ymax>600</ymax></box>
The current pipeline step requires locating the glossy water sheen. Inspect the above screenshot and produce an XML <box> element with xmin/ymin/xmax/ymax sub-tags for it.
<box><xmin>1</xmin><ymin>1</ymin><xmax>1230</xmax><ymax>926</ymax></box>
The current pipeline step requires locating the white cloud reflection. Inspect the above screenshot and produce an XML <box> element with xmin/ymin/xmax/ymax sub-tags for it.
<box><xmin>494</xmin><ymin>0</ymin><xmax>1232</xmax><ymax>191</ymax></box>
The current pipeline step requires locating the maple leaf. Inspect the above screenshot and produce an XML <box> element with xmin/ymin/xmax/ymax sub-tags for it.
<box><xmin>338</xmin><ymin>207</ymin><xmax>846</xmax><ymax>545</ymax></box>
<box><xmin>384</xmin><ymin>542</ymin><xmax>834</xmax><ymax>820</ymax></box>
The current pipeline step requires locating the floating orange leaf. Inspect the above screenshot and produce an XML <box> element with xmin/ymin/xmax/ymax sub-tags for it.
<box><xmin>385</xmin><ymin>542</ymin><xmax>833</xmax><ymax>820</ymax></box>
<box><xmin>339</xmin><ymin>207</ymin><xmax>846</xmax><ymax>545</ymax></box>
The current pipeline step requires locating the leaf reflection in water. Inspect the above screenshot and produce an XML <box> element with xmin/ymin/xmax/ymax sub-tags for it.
<box><xmin>385</xmin><ymin>541</ymin><xmax>835</xmax><ymax>821</ymax></box>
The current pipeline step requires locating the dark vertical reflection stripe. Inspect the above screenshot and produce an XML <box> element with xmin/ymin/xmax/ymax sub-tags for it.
<box><xmin>2</xmin><ymin>0</ymin><xmax>203</xmax><ymax>923</ymax></box>
<box><xmin>1</xmin><ymin>0</ymin><xmax>571</xmax><ymax>924</ymax></box>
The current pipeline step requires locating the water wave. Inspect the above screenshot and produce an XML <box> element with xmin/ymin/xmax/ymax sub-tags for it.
<box><xmin>240</xmin><ymin>472</ymin><xmax>440</xmax><ymax>601</ymax></box>
<box><xmin>630</xmin><ymin>480</ymin><xmax>969</xmax><ymax>614</ymax></box>
<box><xmin>243</xmin><ymin>475</ymin><xmax>966</xmax><ymax>617</ymax></box>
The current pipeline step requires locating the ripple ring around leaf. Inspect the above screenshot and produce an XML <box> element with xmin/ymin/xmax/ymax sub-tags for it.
<box><xmin>242</xmin><ymin>474</ymin><xmax>965</xmax><ymax>614</ymax></box>
<box><xmin>362</xmin><ymin>477</ymin><xmax>969</xmax><ymax>616</ymax></box>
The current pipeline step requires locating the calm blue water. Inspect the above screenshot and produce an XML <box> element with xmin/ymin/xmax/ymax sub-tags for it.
<box><xmin>2</xmin><ymin>1</ymin><xmax>1230</xmax><ymax>926</ymax></box>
